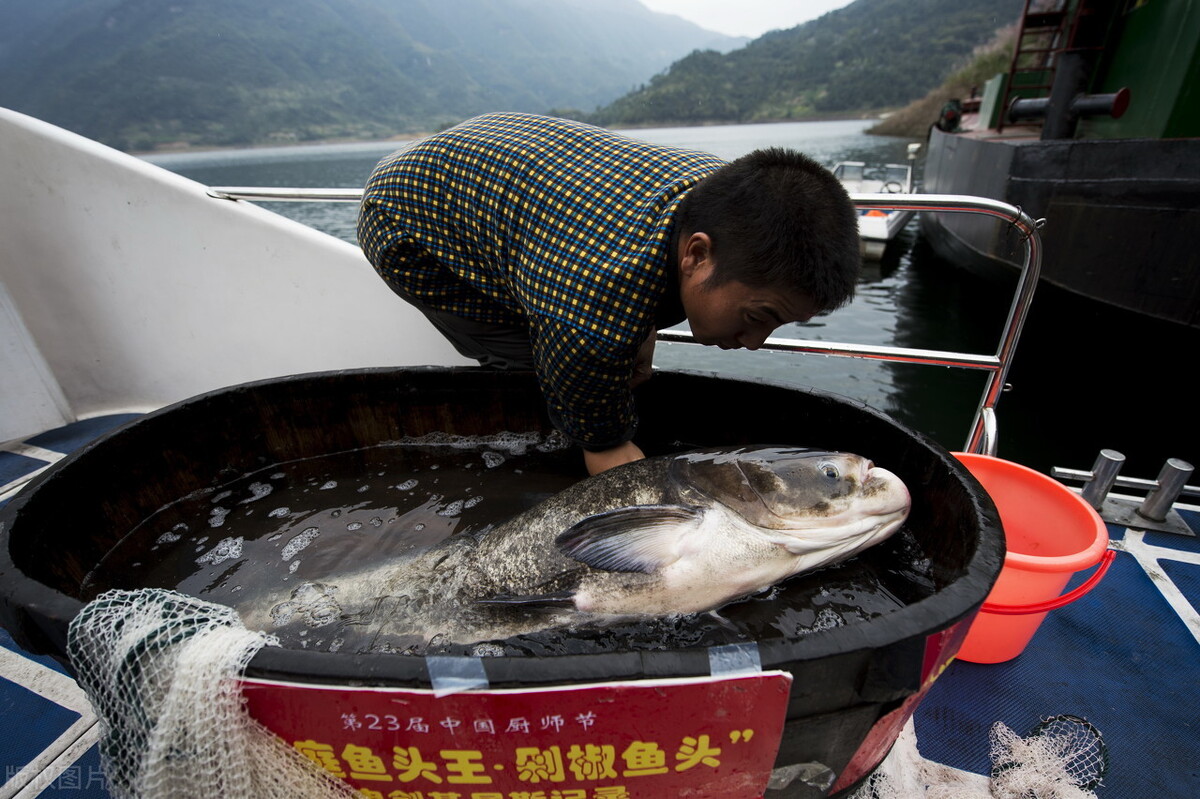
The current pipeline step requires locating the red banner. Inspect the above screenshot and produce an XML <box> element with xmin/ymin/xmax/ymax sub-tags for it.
<box><xmin>242</xmin><ymin>672</ymin><xmax>793</xmax><ymax>799</ymax></box>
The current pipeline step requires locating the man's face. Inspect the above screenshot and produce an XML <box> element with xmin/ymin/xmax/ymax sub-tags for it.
<box><xmin>680</xmin><ymin>262</ymin><xmax>818</xmax><ymax>350</ymax></box>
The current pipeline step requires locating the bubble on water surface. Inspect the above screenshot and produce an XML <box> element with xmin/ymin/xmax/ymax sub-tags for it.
<box><xmin>241</xmin><ymin>482</ymin><xmax>273</xmax><ymax>503</ymax></box>
<box><xmin>811</xmin><ymin>608</ymin><xmax>845</xmax><ymax>631</ymax></box>
<box><xmin>207</xmin><ymin>507</ymin><xmax>229</xmax><ymax>528</ymax></box>
<box><xmin>387</xmin><ymin>430</ymin><xmax>545</xmax><ymax>455</ymax></box>
<box><xmin>182</xmin><ymin>487</ymin><xmax>215</xmax><ymax>502</ymax></box>
<box><xmin>396</xmin><ymin>479</ymin><xmax>418</xmax><ymax>491</ymax></box>
<box><xmin>282</xmin><ymin>527</ymin><xmax>320</xmax><ymax>560</ymax></box>
<box><xmin>197</xmin><ymin>536</ymin><xmax>243</xmax><ymax>566</ymax></box>
<box><xmin>535</xmin><ymin>430</ymin><xmax>571</xmax><ymax>452</ymax></box>
<box><xmin>268</xmin><ymin>507</ymin><xmax>290</xmax><ymax>518</ymax></box>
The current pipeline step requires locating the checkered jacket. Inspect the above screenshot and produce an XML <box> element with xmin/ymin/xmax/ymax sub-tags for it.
<box><xmin>358</xmin><ymin>113</ymin><xmax>724</xmax><ymax>448</ymax></box>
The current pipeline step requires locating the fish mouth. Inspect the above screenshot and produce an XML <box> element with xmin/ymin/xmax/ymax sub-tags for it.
<box><xmin>857</xmin><ymin>467</ymin><xmax>912</xmax><ymax>526</ymax></box>
<box><xmin>864</xmin><ymin>465</ymin><xmax>911</xmax><ymax>508</ymax></box>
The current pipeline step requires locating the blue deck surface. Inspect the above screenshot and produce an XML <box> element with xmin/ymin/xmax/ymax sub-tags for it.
<box><xmin>1</xmin><ymin>671</ymin><xmax>82</xmax><ymax>773</ymax></box>
<box><xmin>23</xmin><ymin>414</ymin><xmax>143</xmax><ymax>454</ymax></box>
<box><xmin>0</xmin><ymin>414</ymin><xmax>141</xmax><ymax>509</ymax></box>
<box><xmin>1</xmin><ymin>415</ymin><xmax>141</xmax><ymax>797</ymax></box>
<box><xmin>2</xmin><ymin>416</ymin><xmax>1198</xmax><ymax>797</ymax></box>
<box><xmin>914</xmin><ymin>517</ymin><xmax>1200</xmax><ymax>796</ymax></box>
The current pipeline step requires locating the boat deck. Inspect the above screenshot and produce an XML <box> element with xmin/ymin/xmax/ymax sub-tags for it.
<box><xmin>2</xmin><ymin>417</ymin><xmax>1198</xmax><ymax>797</ymax></box>
<box><xmin>916</xmin><ymin>516</ymin><xmax>1200</xmax><ymax>795</ymax></box>
<box><xmin>2</xmin><ymin>415</ymin><xmax>141</xmax><ymax>799</ymax></box>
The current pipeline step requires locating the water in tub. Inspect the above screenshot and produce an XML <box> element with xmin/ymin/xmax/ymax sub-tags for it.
<box><xmin>80</xmin><ymin>433</ymin><xmax>934</xmax><ymax>656</ymax></box>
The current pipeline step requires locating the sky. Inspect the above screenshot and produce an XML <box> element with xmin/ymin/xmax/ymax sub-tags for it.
<box><xmin>637</xmin><ymin>0</ymin><xmax>855</xmax><ymax>39</ymax></box>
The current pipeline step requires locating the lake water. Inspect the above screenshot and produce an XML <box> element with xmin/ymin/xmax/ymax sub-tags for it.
<box><xmin>144</xmin><ymin>119</ymin><xmax>1196</xmax><ymax>479</ymax></box>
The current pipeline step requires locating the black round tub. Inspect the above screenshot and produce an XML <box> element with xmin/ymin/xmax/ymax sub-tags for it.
<box><xmin>0</xmin><ymin>368</ymin><xmax>1002</xmax><ymax>797</ymax></box>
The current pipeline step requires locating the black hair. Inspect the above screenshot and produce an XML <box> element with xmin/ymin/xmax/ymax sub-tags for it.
<box><xmin>674</xmin><ymin>147</ymin><xmax>860</xmax><ymax>311</ymax></box>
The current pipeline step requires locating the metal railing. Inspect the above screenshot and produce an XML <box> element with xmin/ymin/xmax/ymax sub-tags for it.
<box><xmin>209</xmin><ymin>187</ymin><xmax>1044</xmax><ymax>455</ymax></box>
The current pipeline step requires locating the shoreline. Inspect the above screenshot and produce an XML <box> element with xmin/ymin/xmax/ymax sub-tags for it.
<box><xmin>129</xmin><ymin>112</ymin><xmax>896</xmax><ymax>157</ymax></box>
<box><xmin>131</xmin><ymin>131</ymin><xmax>429</xmax><ymax>158</ymax></box>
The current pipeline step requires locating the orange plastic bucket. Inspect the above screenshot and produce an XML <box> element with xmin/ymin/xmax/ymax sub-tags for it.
<box><xmin>953</xmin><ymin>453</ymin><xmax>1114</xmax><ymax>664</ymax></box>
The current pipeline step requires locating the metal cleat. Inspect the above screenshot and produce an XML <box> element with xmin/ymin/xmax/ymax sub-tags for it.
<box><xmin>1053</xmin><ymin>452</ymin><xmax>1198</xmax><ymax>537</ymax></box>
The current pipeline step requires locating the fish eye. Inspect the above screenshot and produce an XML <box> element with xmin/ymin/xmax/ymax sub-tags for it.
<box><xmin>819</xmin><ymin>462</ymin><xmax>840</xmax><ymax>479</ymax></box>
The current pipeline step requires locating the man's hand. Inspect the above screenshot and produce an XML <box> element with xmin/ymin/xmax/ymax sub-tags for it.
<box><xmin>583</xmin><ymin>440</ymin><xmax>645</xmax><ymax>476</ymax></box>
<box><xmin>629</xmin><ymin>332</ymin><xmax>656</xmax><ymax>388</ymax></box>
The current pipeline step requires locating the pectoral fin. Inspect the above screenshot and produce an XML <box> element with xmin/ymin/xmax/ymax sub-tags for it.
<box><xmin>555</xmin><ymin>504</ymin><xmax>706</xmax><ymax>573</ymax></box>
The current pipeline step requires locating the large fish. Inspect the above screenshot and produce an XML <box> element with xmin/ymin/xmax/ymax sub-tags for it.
<box><xmin>256</xmin><ymin>446</ymin><xmax>911</xmax><ymax>647</ymax></box>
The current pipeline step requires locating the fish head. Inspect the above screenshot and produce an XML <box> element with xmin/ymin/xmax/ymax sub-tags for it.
<box><xmin>670</xmin><ymin>446</ymin><xmax>911</xmax><ymax>561</ymax></box>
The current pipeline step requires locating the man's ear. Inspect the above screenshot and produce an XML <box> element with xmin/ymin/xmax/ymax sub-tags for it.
<box><xmin>678</xmin><ymin>232</ymin><xmax>713</xmax><ymax>278</ymax></box>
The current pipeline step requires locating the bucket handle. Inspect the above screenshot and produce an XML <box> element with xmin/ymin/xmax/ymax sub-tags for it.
<box><xmin>980</xmin><ymin>550</ymin><xmax>1116</xmax><ymax>616</ymax></box>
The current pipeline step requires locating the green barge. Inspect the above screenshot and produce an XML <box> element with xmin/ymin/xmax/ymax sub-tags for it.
<box><xmin>920</xmin><ymin>0</ymin><xmax>1200</xmax><ymax>330</ymax></box>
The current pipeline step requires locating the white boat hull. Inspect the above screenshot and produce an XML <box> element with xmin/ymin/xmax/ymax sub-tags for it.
<box><xmin>832</xmin><ymin>160</ymin><xmax>916</xmax><ymax>260</ymax></box>
<box><xmin>0</xmin><ymin>108</ymin><xmax>468</xmax><ymax>443</ymax></box>
<box><xmin>857</xmin><ymin>208</ymin><xmax>916</xmax><ymax>259</ymax></box>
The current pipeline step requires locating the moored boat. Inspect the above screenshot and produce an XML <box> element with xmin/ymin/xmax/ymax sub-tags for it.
<box><xmin>920</xmin><ymin>0</ymin><xmax>1200</xmax><ymax>330</ymax></box>
<box><xmin>832</xmin><ymin>150</ymin><xmax>919</xmax><ymax>260</ymax></box>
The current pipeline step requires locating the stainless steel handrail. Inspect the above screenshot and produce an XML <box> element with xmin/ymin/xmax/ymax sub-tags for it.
<box><xmin>208</xmin><ymin>188</ymin><xmax>1043</xmax><ymax>455</ymax></box>
<box><xmin>208</xmin><ymin>187</ymin><xmax>365</xmax><ymax>202</ymax></box>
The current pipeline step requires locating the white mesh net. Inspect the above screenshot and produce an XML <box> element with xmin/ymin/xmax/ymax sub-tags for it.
<box><xmin>989</xmin><ymin>715</ymin><xmax>1108</xmax><ymax>799</ymax></box>
<box><xmin>852</xmin><ymin>714</ymin><xmax>1107</xmax><ymax>799</ymax></box>
<box><xmin>67</xmin><ymin>588</ymin><xmax>356</xmax><ymax>799</ymax></box>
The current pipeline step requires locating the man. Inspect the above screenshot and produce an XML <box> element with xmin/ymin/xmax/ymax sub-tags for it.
<box><xmin>358</xmin><ymin>113</ymin><xmax>860</xmax><ymax>475</ymax></box>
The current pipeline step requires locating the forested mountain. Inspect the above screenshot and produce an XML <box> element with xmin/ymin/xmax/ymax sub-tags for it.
<box><xmin>0</xmin><ymin>0</ymin><xmax>1025</xmax><ymax>151</ymax></box>
<box><xmin>589</xmin><ymin>0</ymin><xmax>1023</xmax><ymax>127</ymax></box>
<box><xmin>0</xmin><ymin>0</ymin><xmax>742</xmax><ymax>151</ymax></box>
